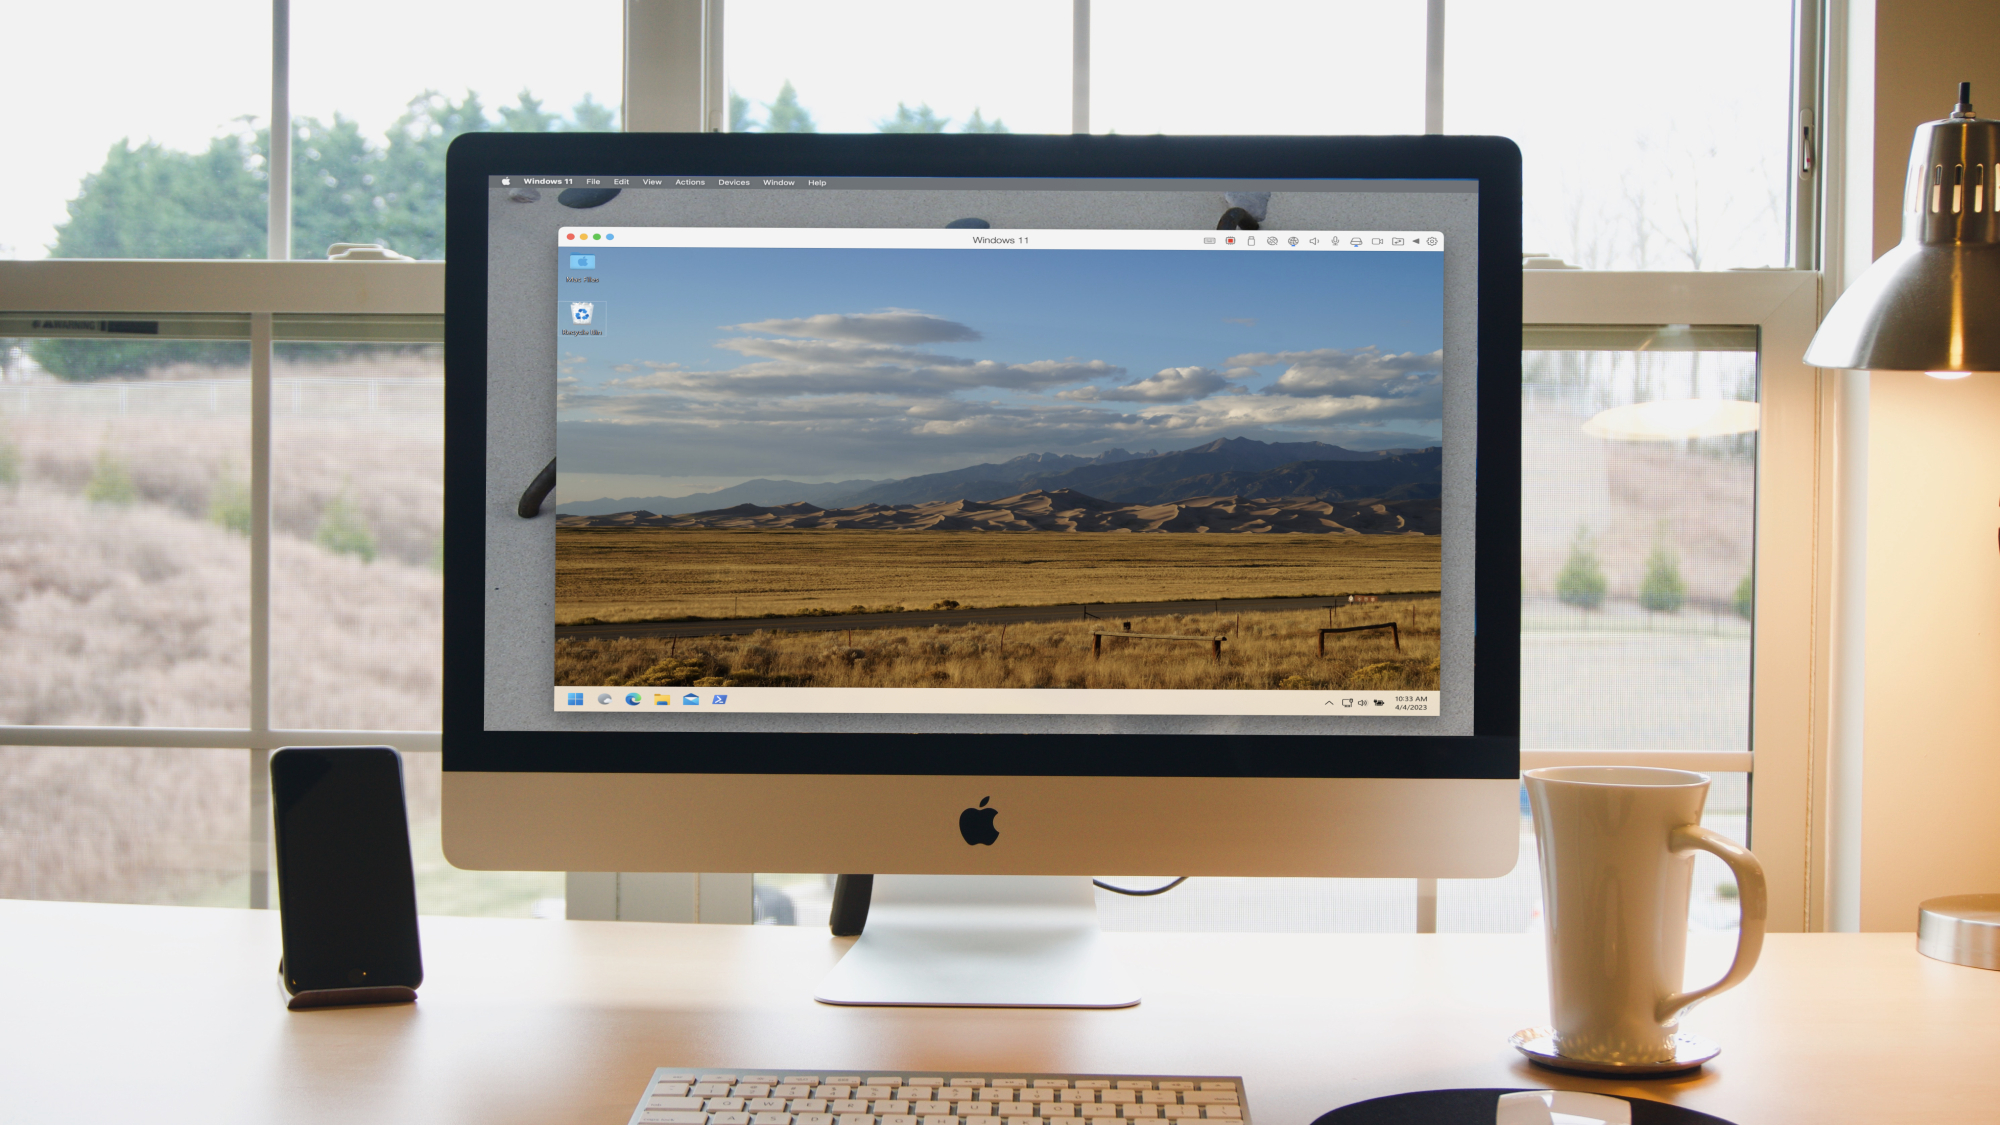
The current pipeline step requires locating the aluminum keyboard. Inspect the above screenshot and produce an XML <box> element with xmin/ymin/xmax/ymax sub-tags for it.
<box><xmin>630</xmin><ymin>1070</ymin><xmax>1250</xmax><ymax>1125</ymax></box>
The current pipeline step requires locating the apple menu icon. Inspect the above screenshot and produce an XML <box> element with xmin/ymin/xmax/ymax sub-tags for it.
<box><xmin>959</xmin><ymin>796</ymin><xmax>1000</xmax><ymax>846</ymax></box>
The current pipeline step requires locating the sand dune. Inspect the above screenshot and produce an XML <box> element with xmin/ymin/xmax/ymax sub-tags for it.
<box><xmin>557</xmin><ymin>488</ymin><xmax>1438</xmax><ymax>535</ymax></box>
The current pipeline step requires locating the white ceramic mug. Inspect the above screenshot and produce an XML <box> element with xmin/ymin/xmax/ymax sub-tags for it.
<box><xmin>1523</xmin><ymin>766</ymin><xmax>1767</xmax><ymax>1065</ymax></box>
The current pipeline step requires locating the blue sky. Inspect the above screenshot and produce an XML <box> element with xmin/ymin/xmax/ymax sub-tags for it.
<box><xmin>556</xmin><ymin>245</ymin><xmax>1443</xmax><ymax>500</ymax></box>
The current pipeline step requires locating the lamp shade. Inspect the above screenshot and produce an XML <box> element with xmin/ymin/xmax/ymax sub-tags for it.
<box><xmin>1805</xmin><ymin>85</ymin><xmax>2000</xmax><ymax>372</ymax></box>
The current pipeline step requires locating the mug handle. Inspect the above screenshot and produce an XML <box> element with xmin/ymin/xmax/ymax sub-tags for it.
<box><xmin>1656</xmin><ymin>823</ymin><xmax>1768</xmax><ymax>1025</ymax></box>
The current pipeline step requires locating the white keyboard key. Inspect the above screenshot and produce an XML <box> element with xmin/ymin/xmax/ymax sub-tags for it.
<box><xmin>1080</xmin><ymin>1108</ymin><xmax>1118</xmax><ymax>1119</ymax></box>
<box><xmin>978</xmin><ymin>1090</ymin><xmax>1013</xmax><ymax>1102</ymax></box>
<box><xmin>1197</xmin><ymin>1085</ymin><xmax>1234</xmax><ymax>1093</ymax></box>
<box><xmin>870</xmin><ymin>1079</ymin><xmax>905</xmax><ymax>1087</ymax></box>
<box><xmin>784</xmin><ymin>1078</ymin><xmax>822</xmax><ymax>1087</ymax></box>
<box><xmin>696</xmin><ymin>1085</ymin><xmax>738</xmax><ymax>1097</ymax></box>
<box><xmin>965</xmin><ymin>1117</ymin><xmax>1003</xmax><ymax>1125</ymax></box>
<box><xmin>660</xmin><ymin>1074</ymin><xmax>700</xmax><ymax>1083</ymax></box>
<box><xmin>1059</xmin><ymin>1092</ymin><xmax>1094</xmax><ymax>1104</ymax></box>
<box><xmin>1116</xmin><ymin>1083</ymin><xmax>1152</xmax><ymax>1092</ymax></box>
<box><xmin>1140</xmin><ymin>1094</ymin><xmax>1175</xmax><ymax>1106</ymax></box>
<box><xmin>1033</xmin><ymin>1081</ymin><xmax>1070</xmax><ymax>1090</ymax></box>
<box><xmin>702</xmin><ymin>1075</ymin><xmax>740</xmax><ymax>1085</ymax></box>
<box><xmin>836</xmin><ymin>1116</ymin><xmax>875</xmax><ymax>1125</ymax></box>
<box><xmin>1121</xmin><ymin>1109</ymin><xmax>1158</xmax><ymax>1119</ymax></box>
<box><xmin>1039</xmin><ymin>1107</ymin><xmax>1075</xmax><ymax>1118</ymax></box>
<box><xmin>1203</xmin><ymin>1110</ymin><xmax>1241</xmax><ymax>1120</ymax></box>
<box><xmin>743</xmin><ymin>1077</ymin><xmax>782</xmax><ymax>1086</ymax></box>
<box><xmin>951</xmin><ymin>1079</ymin><xmax>987</xmax><ymax>1088</ymax></box>
<box><xmin>872</xmin><ymin>1102</ymin><xmax>911</xmax><ymax>1115</ymax></box>
<box><xmin>1161</xmin><ymin>1108</ymin><xmax>1201</xmax><ymax>1119</ymax></box>
<box><xmin>790</xmin><ymin>1100</ymin><xmax>829</xmax><ymax>1113</ymax></box>
<box><xmin>1181</xmin><ymin>1094</ymin><xmax>1237</xmax><ymax>1105</ymax></box>
<box><xmin>909</xmin><ymin>1078</ymin><xmax>945</xmax><ymax>1088</ymax></box>
<box><xmin>880</xmin><ymin>1116</ymin><xmax>920</xmax><ymax>1125</ymax></box>
<box><xmin>826</xmin><ymin>1079</ymin><xmax>862</xmax><ymax>1087</ymax></box>
<box><xmin>712</xmin><ymin>1115</ymin><xmax>752</xmax><ymax>1125</ymax></box>
<box><xmin>992</xmin><ymin>1080</ymin><xmax>1028</xmax><ymax>1089</ymax></box>
<box><xmin>1074</xmin><ymin>1083</ymin><xmax>1111</xmax><ymax>1091</ymax></box>
<box><xmin>1099</xmin><ymin>1092</ymin><xmax>1137</xmax><ymax>1105</ymax></box>
<box><xmin>657</xmin><ymin>1085</ymin><xmax>695</xmax><ymax>1097</ymax></box>
<box><xmin>831</xmin><ymin>1102</ymin><xmax>870</xmax><ymax>1114</ymax></box>
<box><xmin>707</xmin><ymin>1099</ymin><xmax>748</xmax><ymax>1112</ymax></box>
<box><xmin>653</xmin><ymin>1098</ymin><xmax>706</xmax><ymax>1111</ymax></box>
<box><xmin>821</xmin><ymin>1089</ymin><xmax>855</xmax><ymax>1101</ymax></box>
<box><xmin>751</xmin><ymin>1115</ymin><xmax>792</xmax><ymax>1125</ymax></box>
<box><xmin>857</xmin><ymin>1088</ymin><xmax>894</xmax><ymax>1100</ymax></box>
<box><xmin>921</xmin><ymin>1116</ymin><xmax>959</xmax><ymax>1125</ymax></box>
<box><xmin>1018</xmin><ymin>1091</ymin><xmax>1054</xmax><ymax>1104</ymax></box>
<box><xmin>795</xmin><ymin>1116</ymin><xmax>834</xmax><ymax>1125</ymax></box>
<box><xmin>748</xmin><ymin>1099</ymin><xmax>787</xmax><ymax>1112</ymax></box>
<box><xmin>643</xmin><ymin>1114</ymin><xmax>708</xmax><ymax>1125</ymax></box>
<box><xmin>739</xmin><ymin>1086</ymin><xmax>774</xmax><ymax>1098</ymax></box>
<box><xmin>1156</xmin><ymin>1084</ymin><xmax>1193</xmax><ymax>1093</ymax></box>
<box><xmin>1000</xmin><ymin>1106</ymin><xmax>1036</xmax><ymax>1118</ymax></box>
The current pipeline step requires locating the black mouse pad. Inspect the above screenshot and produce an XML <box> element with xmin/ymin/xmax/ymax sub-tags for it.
<box><xmin>1312</xmin><ymin>1088</ymin><xmax>1739</xmax><ymax>1125</ymax></box>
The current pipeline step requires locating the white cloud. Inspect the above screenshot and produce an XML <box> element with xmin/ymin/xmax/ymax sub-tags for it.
<box><xmin>1061</xmin><ymin>365</ymin><xmax>1229</xmax><ymax>403</ymax></box>
<box><xmin>1226</xmin><ymin>346</ymin><xmax>1444</xmax><ymax>399</ymax></box>
<box><xmin>729</xmin><ymin>308</ymin><xmax>981</xmax><ymax>345</ymax></box>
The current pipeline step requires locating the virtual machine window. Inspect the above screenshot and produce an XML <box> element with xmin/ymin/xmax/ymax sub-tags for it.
<box><xmin>485</xmin><ymin>175</ymin><xmax>1480</xmax><ymax>737</ymax></box>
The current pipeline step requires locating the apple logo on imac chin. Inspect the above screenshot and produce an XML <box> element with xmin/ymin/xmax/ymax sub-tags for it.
<box><xmin>959</xmin><ymin>796</ymin><xmax>1000</xmax><ymax>846</ymax></box>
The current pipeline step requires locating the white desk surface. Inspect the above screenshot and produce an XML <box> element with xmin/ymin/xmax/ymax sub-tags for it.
<box><xmin>2</xmin><ymin>899</ymin><xmax>1995</xmax><ymax>1125</ymax></box>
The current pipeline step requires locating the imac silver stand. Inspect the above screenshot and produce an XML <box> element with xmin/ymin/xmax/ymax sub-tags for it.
<box><xmin>813</xmin><ymin>875</ymin><xmax>1139</xmax><ymax>1008</ymax></box>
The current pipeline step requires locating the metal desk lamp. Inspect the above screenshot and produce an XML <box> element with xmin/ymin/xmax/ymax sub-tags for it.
<box><xmin>1805</xmin><ymin>83</ymin><xmax>2000</xmax><ymax>970</ymax></box>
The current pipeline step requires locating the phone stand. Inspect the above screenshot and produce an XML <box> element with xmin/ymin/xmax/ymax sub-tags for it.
<box><xmin>278</xmin><ymin>959</ymin><xmax>418</xmax><ymax>1010</ymax></box>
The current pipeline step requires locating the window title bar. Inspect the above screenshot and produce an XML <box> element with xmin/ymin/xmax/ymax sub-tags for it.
<box><xmin>498</xmin><ymin>175</ymin><xmax>1477</xmax><ymax>194</ymax></box>
<box><xmin>556</xmin><ymin>227</ymin><xmax>1444</xmax><ymax>252</ymax></box>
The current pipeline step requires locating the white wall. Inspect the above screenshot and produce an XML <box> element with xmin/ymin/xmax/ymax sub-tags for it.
<box><xmin>1859</xmin><ymin>0</ymin><xmax>2000</xmax><ymax>931</ymax></box>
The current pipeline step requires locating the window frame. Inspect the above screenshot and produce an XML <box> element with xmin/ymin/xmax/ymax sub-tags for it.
<box><xmin>0</xmin><ymin>0</ymin><xmax>1836</xmax><ymax>930</ymax></box>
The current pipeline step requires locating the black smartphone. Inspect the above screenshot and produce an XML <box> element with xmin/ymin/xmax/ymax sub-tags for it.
<box><xmin>271</xmin><ymin>746</ymin><xmax>424</xmax><ymax>1007</ymax></box>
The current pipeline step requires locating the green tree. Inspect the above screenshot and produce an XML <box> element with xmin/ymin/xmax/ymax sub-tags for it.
<box><xmin>1639</xmin><ymin>543</ymin><xmax>1687</xmax><ymax>612</ymax></box>
<box><xmin>496</xmin><ymin>89</ymin><xmax>562</xmax><ymax>133</ymax></box>
<box><xmin>1733</xmin><ymin>571</ymin><xmax>1754</xmax><ymax>620</ymax></box>
<box><xmin>878</xmin><ymin>103</ymin><xmax>950</xmax><ymax>133</ymax></box>
<box><xmin>961</xmin><ymin>108</ymin><xmax>1010</xmax><ymax>134</ymax></box>
<box><xmin>729</xmin><ymin>90</ymin><xmax>759</xmax><ymax>132</ymax></box>
<box><xmin>85</xmin><ymin>449</ymin><xmax>137</xmax><ymax>506</ymax></box>
<box><xmin>764</xmin><ymin>81</ymin><xmax>817</xmax><ymax>133</ymax></box>
<box><xmin>568</xmin><ymin>94</ymin><xmax>616</xmax><ymax>131</ymax></box>
<box><xmin>209</xmin><ymin>463</ymin><xmax>251</xmax><ymax>536</ymax></box>
<box><xmin>1554</xmin><ymin>526</ymin><xmax>1607</xmax><ymax>609</ymax></box>
<box><xmin>314</xmin><ymin>490</ymin><xmax>377</xmax><ymax>562</ymax></box>
<box><xmin>50</xmin><ymin>127</ymin><xmax>268</xmax><ymax>260</ymax></box>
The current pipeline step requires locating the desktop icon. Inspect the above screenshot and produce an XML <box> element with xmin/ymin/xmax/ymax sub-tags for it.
<box><xmin>624</xmin><ymin>692</ymin><xmax>642</xmax><ymax>706</ymax></box>
<box><xmin>570</xmin><ymin>302</ymin><xmax>594</xmax><ymax>324</ymax></box>
<box><xmin>569</xmin><ymin>253</ymin><xmax>596</xmax><ymax>269</ymax></box>
<box><xmin>958</xmin><ymin>796</ymin><xmax>1000</xmax><ymax>846</ymax></box>
<box><xmin>654</xmin><ymin>693</ymin><xmax>672</xmax><ymax>705</ymax></box>
<box><xmin>682</xmin><ymin>692</ymin><xmax>700</xmax><ymax>705</ymax></box>
<box><xmin>711</xmin><ymin>694</ymin><xmax>727</xmax><ymax>705</ymax></box>
<box><xmin>566</xmin><ymin>692</ymin><xmax>584</xmax><ymax>706</ymax></box>
<box><xmin>596</xmin><ymin>693</ymin><xmax>613</xmax><ymax>705</ymax></box>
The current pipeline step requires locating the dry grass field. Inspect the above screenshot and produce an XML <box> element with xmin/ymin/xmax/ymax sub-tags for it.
<box><xmin>556</xmin><ymin>598</ymin><xmax>1441</xmax><ymax>691</ymax></box>
<box><xmin>555</xmin><ymin>528</ymin><xmax>1441</xmax><ymax>626</ymax></box>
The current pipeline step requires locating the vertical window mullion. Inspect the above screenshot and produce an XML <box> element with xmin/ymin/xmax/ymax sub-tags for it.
<box><xmin>249</xmin><ymin>311</ymin><xmax>274</xmax><ymax>908</ymax></box>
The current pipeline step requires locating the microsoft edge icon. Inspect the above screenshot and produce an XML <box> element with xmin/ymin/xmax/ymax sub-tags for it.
<box><xmin>624</xmin><ymin>692</ymin><xmax>642</xmax><ymax>706</ymax></box>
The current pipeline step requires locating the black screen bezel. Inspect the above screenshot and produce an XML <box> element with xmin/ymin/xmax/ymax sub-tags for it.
<box><xmin>444</xmin><ymin>132</ymin><xmax>1521</xmax><ymax>780</ymax></box>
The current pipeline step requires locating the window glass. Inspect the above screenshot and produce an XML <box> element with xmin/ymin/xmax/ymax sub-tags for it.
<box><xmin>0</xmin><ymin>746</ymin><xmax>251</xmax><ymax>906</ymax></box>
<box><xmin>293</xmin><ymin>0</ymin><xmax>622</xmax><ymax>260</ymax></box>
<box><xmin>0</xmin><ymin>324</ymin><xmax>252</xmax><ymax>726</ymax></box>
<box><xmin>725</xmin><ymin>1</ymin><xmax>1072</xmax><ymax>135</ymax></box>
<box><xmin>1446</xmin><ymin>0</ymin><xmax>1795</xmax><ymax>269</ymax></box>
<box><xmin>1092</xmin><ymin>0</ymin><xmax>1426</xmax><ymax>135</ymax></box>
<box><xmin>267</xmin><ymin>330</ymin><xmax>443</xmax><ymax>732</ymax></box>
<box><xmin>1520</xmin><ymin>333</ymin><xmax>1758</xmax><ymax>752</ymax></box>
<box><xmin>0</xmin><ymin>1</ymin><xmax>269</xmax><ymax>260</ymax></box>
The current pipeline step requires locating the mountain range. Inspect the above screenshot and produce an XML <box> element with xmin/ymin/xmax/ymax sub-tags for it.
<box><xmin>558</xmin><ymin>437</ymin><xmax>1438</xmax><ymax>516</ymax></box>
<box><xmin>557</xmin><ymin>488</ymin><xmax>1439</xmax><ymax>535</ymax></box>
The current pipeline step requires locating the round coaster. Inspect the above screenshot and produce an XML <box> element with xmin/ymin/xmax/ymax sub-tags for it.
<box><xmin>1508</xmin><ymin>1027</ymin><xmax>1720</xmax><ymax>1077</ymax></box>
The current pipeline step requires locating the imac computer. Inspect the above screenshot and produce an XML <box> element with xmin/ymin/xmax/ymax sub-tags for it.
<box><xmin>442</xmin><ymin>133</ymin><xmax>1522</xmax><ymax>1007</ymax></box>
